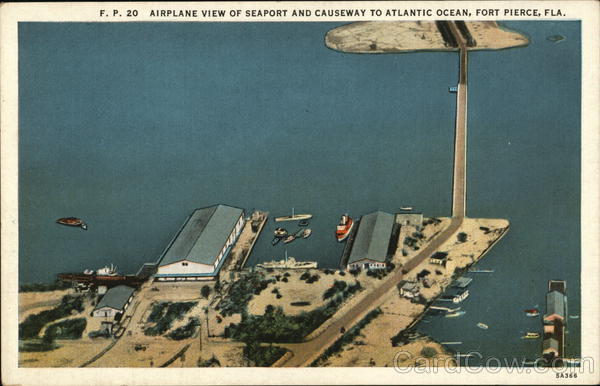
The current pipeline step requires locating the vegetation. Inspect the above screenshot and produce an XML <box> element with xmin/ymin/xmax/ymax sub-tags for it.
<box><xmin>198</xmin><ymin>355</ymin><xmax>221</xmax><ymax>367</ymax></box>
<box><xmin>144</xmin><ymin>301</ymin><xmax>197</xmax><ymax>336</ymax></box>
<box><xmin>421</xmin><ymin>346</ymin><xmax>438</xmax><ymax>358</ymax></box>
<box><xmin>19</xmin><ymin>295</ymin><xmax>84</xmax><ymax>340</ymax></box>
<box><xmin>242</xmin><ymin>342</ymin><xmax>287</xmax><ymax>367</ymax></box>
<box><xmin>457</xmin><ymin>232</ymin><xmax>468</xmax><ymax>243</ymax></box>
<box><xmin>44</xmin><ymin>318</ymin><xmax>87</xmax><ymax>340</ymax></box>
<box><xmin>225</xmin><ymin>282</ymin><xmax>362</xmax><ymax>343</ymax></box>
<box><xmin>88</xmin><ymin>329</ymin><xmax>111</xmax><ymax>339</ymax></box>
<box><xmin>218</xmin><ymin>271</ymin><xmax>274</xmax><ymax>317</ymax></box>
<box><xmin>201</xmin><ymin>285</ymin><xmax>211</xmax><ymax>299</ymax></box>
<box><xmin>19</xmin><ymin>280</ymin><xmax>71</xmax><ymax>292</ymax></box>
<box><xmin>290</xmin><ymin>301</ymin><xmax>311</xmax><ymax>307</ymax></box>
<box><xmin>167</xmin><ymin>317</ymin><xmax>200</xmax><ymax>340</ymax></box>
<box><xmin>311</xmin><ymin>308</ymin><xmax>382</xmax><ymax>366</ymax></box>
<box><xmin>19</xmin><ymin>339</ymin><xmax>58</xmax><ymax>352</ymax></box>
<box><xmin>323</xmin><ymin>280</ymin><xmax>347</xmax><ymax>300</ymax></box>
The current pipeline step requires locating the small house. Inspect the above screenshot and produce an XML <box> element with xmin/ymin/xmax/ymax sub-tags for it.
<box><xmin>93</xmin><ymin>285</ymin><xmax>135</xmax><ymax>320</ymax></box>
<box><xmin>430</xmin><ymin>251</ymin><xmax>448</xmax><ymax>266</ymax></box>
<box><xmin>399</xmin><ymin>281</ymin><xmax>420</xmax><ymax>299</ymax></box>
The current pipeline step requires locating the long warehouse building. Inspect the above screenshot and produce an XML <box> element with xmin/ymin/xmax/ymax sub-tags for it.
<box><xmin>155</xmin><ymin>204</ymin><xmax>245</xmax><ymax>281</ymax></box>
<box><xmin>346</xmin><ymin>211</ymin><xmax>396</xmax><ymax>270</ymax></box>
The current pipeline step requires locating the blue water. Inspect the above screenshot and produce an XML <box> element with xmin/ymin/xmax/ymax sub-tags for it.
<box><xmin>18</xmin><ymin>21</ymin><xmax>580</xmax><ymax>360</ymax></box>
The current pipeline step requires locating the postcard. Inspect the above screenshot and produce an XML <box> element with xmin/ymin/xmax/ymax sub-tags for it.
<box><xmin>1</xmin><ymin>1</ymin><xmax>598</xmax><ymax>385</ymax></box>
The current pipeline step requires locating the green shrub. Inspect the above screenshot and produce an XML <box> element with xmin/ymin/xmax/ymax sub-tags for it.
<box><xmin>144</xmin><ymin>302</ymin><xmax>197</xmax><ymax>336</ymax></box>
<box><xmin>201</xmin><ymin>285</ymin><xmax>211</xmax><ymax>299</ymax></box>
<box><xmin>19</xmin><ymin>339</ymin><xmax>58</xmax><ymax>352</ymax></box>
<box><xmin>44</xmin><ymin>318</ymin><xmax>86</xmax><ymax>340</ymax></box>
<box><xmin>19</xmin><ymin>295</ymin><xmax>84</xmax><ymax>340</ymax></box>
<box><xmin>421</xmin><ymin>346</ymin><xmax>438</xmax><ymax>358</ymax></box>
<box><xmin>198</xmin><ymin>355</ymin><xmax>221</xmax><ymax>367</ymax></box>
<box><xmin>219</xmin><ymin>271</ymin><xmax>272</xmax><ymax>317</ymax></box>
<box><xmin>290</xmin><ymin>301</ymin><xmax>310</xmax><ymax>307</ymax></box>
<box><xmin>299</xmin><ymin>272</ymin><xmax>310</xmax><ymax>281</ymax></box>
<box><xmin>167</xmin><ymin>317</ymin><xmax>199</xmax><ymax>340</ymax></box>
<box><xmin>19</xmin><ymin>281</ymin><xmax>71</xmax><ymax>292</ymax></box>
<box><xmin>243</xmin><ymin>344</ymin><xmax>286</xmax><ymax>367</ymax></box>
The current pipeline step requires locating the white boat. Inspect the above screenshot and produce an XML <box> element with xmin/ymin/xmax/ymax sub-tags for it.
<box><xmin>445</xmin><ymin>310</ymin><xmax>466</xmax><ymax>318</ymax></box>
<box><xmin>96</xmin><ymin>264</ymin><xmax>118</xmax><ymax>276</ymax></box>
<box><xmin>569</xmin><ymin>315</ymin><xmax>579</xmax><ymax>319</ymax></box>
<box><xmin>275</xmin><ymin>208</ymin><xmax>313</xmax><ymax>222</ymax></box>
<box><xmin>452</xmin><ymin>290</ymin><xmax>469</xmax><ymax>303</ymax></box>
<box><xmin>256</xmin><ymin>251</ymin><xmax>318</xmax><ymax>269</ymax></box>
<box><xmin>302</xmin><ymin>229</ymin><xmax>312</xmax><ymax>239</ymax></box>
<box><xmin>477</xmin><ymin>322</ymin><xmax>489</xmax><ymax>330</ymax></box>
<box><xmin>400</xmin><ymin>206</ymin><xmax>413</xmax><ymax>211</ymax></box>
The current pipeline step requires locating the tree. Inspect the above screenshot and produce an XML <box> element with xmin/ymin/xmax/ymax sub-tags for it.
<box><xmin>457</xmin><ymin>232</ymin><xmax>468</xmax><ymax>243</ymax></box>
<box><xmin>421</xmin><ymin>346</ymin><xmax>437</xmax><ymax>358</ymax></box>
<box><xmin>201</xmin><ymin>285</ymin><xmax>211</xmax><ymax>299</ymax></box>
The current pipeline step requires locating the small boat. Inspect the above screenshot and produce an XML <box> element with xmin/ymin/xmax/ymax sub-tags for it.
<box><xmin>335</xmin><ymin>214</ymin><xmax>354</xmax><ymax>242</ymax></box>
<box><xmin>96</xmin><ymin>264</ymin><xmax>118</xmax><ymax>276</ymax></box>
<box><xmin>271</xmin><ymin>237</ymin><xmax>281</xmax><ymax>246</ymax></box>
<box><xmin>477</xmin><ymin>322</ymin><xmax>489</xmax><ymax>330</ymax></box>
<box><xmin>274</xmin><ymin>227</ymin><xmax>288</xmax><ymax>237</ymax></box>
<box><xmin>83</xmin><ymin>269</ymin><xmax>94</xmax><ymax>275</ymax></box>
<box><xmin>283</xmin><ymin>235</ymin><xmax>296</xmax><ymax>244</ymax></box>
<box><xmin>256</xmin><ymin>251</ymin><xmax>318</xmax><ymax>269</ymax></box>
<box><xmin>302</xmin><ymin>229</ymin><xmax>312</xmax><ymax>239</ymax></box>
<box><xmin>445</xmin><ymin>310</ymin><xmax>466</xmax><ymax>318</ymax></box>
<box><xmin>452</xmin><ymin>290</ymin><xmax>469</xmax><ymax>303</ymax></box>
<box><xmin>522</xmin><ymin>332</ymin><xmax>540</xmax><ymax>339</ymax></box>
<box><xmin>524</xmin><ymin>308</ymin><xmax>540</xmax><ymax>317</ymax></box>
<box><xmin>400</xmin><ymin>206</ymin><xmax>413</xmax><ymax>211</ymax></box>
<box><xmin>468</xmin><ymin>268</ymin><xmax>494</xmax><ymax>273</ymax></box>
<box><xmin>547</xmin><ymin>34</ymin><xmax>565</xmax><ymax>43</ymax></box>
<box><xmin>275</xmin><ymin>208</ymin><xmax>312</xmax><ymax>222</ymax></box>
<box><xmin>569</xmin><ymin>315</ymin><xmax>579</xmax><ymax>319</ymax></box>
<box><xmin>56</xmin><ymin>217</ymin><xmax>87</xmax><ymax>230</ymax></box>
<box><xmin>298</xmin><ymin>220</ymin><xmax>310</xmax><ymax>227</ymax></box>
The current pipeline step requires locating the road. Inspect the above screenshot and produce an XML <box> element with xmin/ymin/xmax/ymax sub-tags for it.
<box><xmin>274</xmin><ymin>22</ymin><xmax>470</xmax><ymax>367</ymax></box>
<box><xmin>448</xmin><ymin>21</ymin><xmax>469</xmax><ymax>218</ymax></box>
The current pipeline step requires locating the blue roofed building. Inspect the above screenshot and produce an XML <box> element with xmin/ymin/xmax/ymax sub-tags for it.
<box><xmin>155</xmin><ymin>204</ymin><xmax>245</xmax><ymax>281</ymax></box>
<box><xmin>346</xmin><ymin>211</ymin><xmax>395</xmax><ymax>270</ymax></box>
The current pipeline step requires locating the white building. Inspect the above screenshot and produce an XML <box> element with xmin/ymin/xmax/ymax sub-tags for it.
<box><xmin>346</xmin><ymin>211</ymin><xmax>395</xmax><ymax>270</ymax></box>
<box><xmin>155</xmin><ymin>204</ymin><xmax>245</xmax><ymax>281</ymax></box>
<box><xmin>92</xmin><ymin>285</ymin><xmax>135</xmax><ymax>320</ymax></box>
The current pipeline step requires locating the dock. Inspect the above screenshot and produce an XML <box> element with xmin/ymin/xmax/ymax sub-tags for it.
<box><xmin>338</xmin><ymin>217</ymin><xmax>361</xmax><ymax>269</ymax></box>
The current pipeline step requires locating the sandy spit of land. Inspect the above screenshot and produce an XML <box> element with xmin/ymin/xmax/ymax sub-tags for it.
<box><xmin>325</xmin><ymin>21</ymin><xmax>528</xmax><ymax>53</ymax></box>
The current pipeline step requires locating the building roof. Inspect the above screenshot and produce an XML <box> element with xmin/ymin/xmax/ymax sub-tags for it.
<box><xmin>95</xmin><ymin>285</ymin><xmax>135</xmax><ymax>311</ymax></box>
<box><xmin>348</xmin><ymin>211</ymin><xmax>395</xmax><ymax>264</ymax></box>
<box><xmin>159</xmin><ymin>204</ymin><xmax>243</xmax><ymax>267</ymax></box>
<box><xmin>431</xmin><ymin>252</ymin><xmax>448</xmax><ymax>260</ymax></box>
<box><xmin>544</xmin><ymin>290</ymin><xmax>566</xmax><ymax>319</ymax></box>
<box><xmin>454</xmin><ymin>277</ymin><xmax>473</xmax><ymax>288</ymax></box>
<box><xmin>401</xmin><ymin>281</ymin><xmax>419</xmax><ymax>292</ymax></box>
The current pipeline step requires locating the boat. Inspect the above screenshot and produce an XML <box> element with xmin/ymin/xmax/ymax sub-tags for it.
<box><xmin>274</xmin><ymin>227</ymin><xmax>288</xmax><ymax>237</ymax></box>
<box><xmin>96</xmin><ymin>264</ymin><xmax>118</xmax><ymax>276</ymax></box>
<box><xmin>335</xmin><ymin>214</ymin><xmax>354</xmax><ymax>242</ymax></box>
<box><xmin>274</xmin><ymin>208</ymin><xmax>313</xmax><ymax>222</ymax></box>
<box><xmin>569</xmin><ymin>315</ymin><xmax>579</xmax><ymax>319</ymax></box>
<box><xmin>302</xmin><ymin>229</ymin><xmax>312</xmax><ymax>239</ymax></box>
<box><xmin>56</xmin><ymin>217</ymin><xmax>87</xmax><ymax>230</ymax></box>
<box><xmin>477</xmin><ymin>322</ymin><xmax>489</xmax><ymax>330</ymax></box>
<box><xmin>522</xmin><ymin>332</ymin><xmax>540</xmax><ymax>339</ymax></box>
<box><xmin>547</xmin><ymin>34</ymin><xmax>565</xmax><ymax>43</ymax></box>
<box><xmin>83</xmin><ymin>269</ymin><xmax>94</xmax><ymax>275</ymax></box>
<box><xmin>445</xmin><ymin>310</ymin><xmax>466</xmax><ymax>318</ymax></box>
<box><xmin>524</xmin><ymin>308</ymin><xmax>540</xmax><ymax>317</ymax></box>
<box><xmin>400</xmin><ymin>206</ymin><xmax>413</xmax><ymax>211</ymax></box>
<box><xmin>283</xmin><ymin>235</ymin><xmax>296</xmax><ymax>244</ymax></box>
<box><xmin>452</xmin><ymin>290</ymin><xmax>469</xmax><ymax>303</ymax></box>
<box><xmin>468</xmin><ymin>268</ymin><xmax>494</xmax><ymax>273</ymax></box>
<box><xmin>256</xmin><ymin>251</ymin><xmax>318</xmax><ymax>269</ymax></box>
<box><xmin>298</xmin><ymin>220</ymin><xmax>310</xmax><ymax>227</ymax></box>
<box><xmin>271</xmin><ymin>237</ymin><xmax>281</xmax><ymax>246</ymax></box>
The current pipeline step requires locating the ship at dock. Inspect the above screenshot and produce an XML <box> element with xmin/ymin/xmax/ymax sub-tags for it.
<box><xmin>256</xmin><ymin>251</ymin><xmax>317</xmax><ymax>269</ymax></box>
<box><xmin>274</xmin><ymin>208</ymin><xmax>313</xmax><ymax>222</ymax></box>
<box><xmin>335</xmin><ymin>214</ymin><xmax>354</xmax><ymax>242</ymax></box>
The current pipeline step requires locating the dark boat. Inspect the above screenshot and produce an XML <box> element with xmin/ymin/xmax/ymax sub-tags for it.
<box><xmin>298</xmin><ymin>220</ymin><xmax>310</xmax><ymax>227</ymax></box>
<box><xmin>56</xmin><ymin>217</ymin><xmax>87</xmax><ymax>230</ymax></box>
<box><xmin>272</xmin><ymin>237</ymin><xmax>281</xmax><ymax>246</ymax></box>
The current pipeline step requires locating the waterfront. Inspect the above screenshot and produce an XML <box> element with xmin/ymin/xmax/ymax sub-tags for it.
<box><xmin>18</xmin><ymin>21</ymin><xmax>580</xmax><ymax>361</ymax></box>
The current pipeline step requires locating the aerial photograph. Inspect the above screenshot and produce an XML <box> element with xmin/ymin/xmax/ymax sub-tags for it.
<box><xmin>16</xmin><ymin>20</ymin><xmax>580</xmax><ymax>369</ymax></box>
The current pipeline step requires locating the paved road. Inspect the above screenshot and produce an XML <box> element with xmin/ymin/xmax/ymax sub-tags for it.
<box><xmin>275</xmin><ymin>22</ymin><xmax>471</xmax><ymax>367</ymax></box>
<box><xmin>448</xmin><ymin>22</ymin><xmax>468</xmax><ymax>218</ymax></box>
